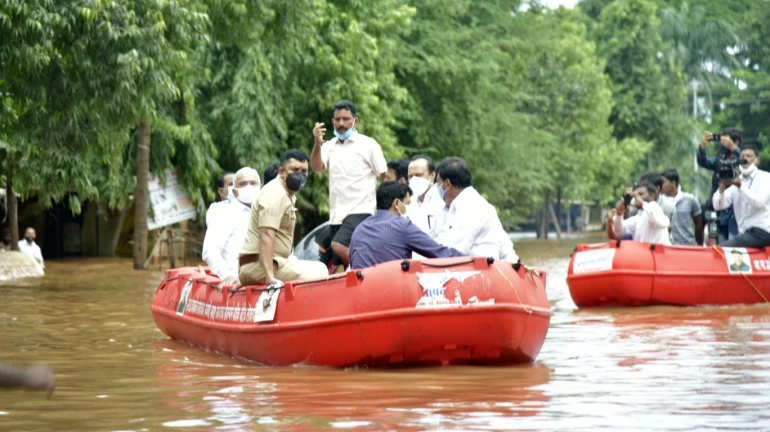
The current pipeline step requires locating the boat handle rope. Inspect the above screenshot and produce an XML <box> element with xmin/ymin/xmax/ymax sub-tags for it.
<box><xmin>492</xmin><ymin>263</ymin><xmax>533</xmax><ymax>315</ymax></box>
<box><xmin>712</xmin><ymin>245</ymin><xmax>769</xmax><ymax>304</ymax></box>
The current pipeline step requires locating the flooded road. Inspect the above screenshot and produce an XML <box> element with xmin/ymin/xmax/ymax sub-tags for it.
<box><xmin>3</xmin><ymin>233</ymin><xmax>770</xmax><ymax>431</ymax></box>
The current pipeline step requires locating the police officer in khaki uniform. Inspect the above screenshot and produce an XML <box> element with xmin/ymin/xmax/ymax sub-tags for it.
<box><xmin>238</xmin><ymin>149</ymin><xmax>329</xmax><ymax>286</ymax></box>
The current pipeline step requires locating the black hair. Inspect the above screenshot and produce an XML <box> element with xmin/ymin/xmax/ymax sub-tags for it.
<box><xmin>280</xmin><ymin>149</ymin><xmax>309</xmax><ymax>167</ymax></box>
<box><xmin>660</xmin><ymin>169</ymin><xmax>679</xmax><ymax>187</ymax></box>
<box><xmin>731</xmin><ymin>249</ymin><xmax>743</xmax><ymax>255</ymax></box>
<box><xmin>216</xmin><ymin>172</ymin><xmax>234</xmax><ymax>188</ymax></box>
<box><xmin>376</xmin><ymin>181</ymin><xmax>413</xmax><ymax>210</ymax></box>
<box><xmin>387</xmin><ymin>158</ymin><xmax>409</xmax><ymax>182</ymax></box>
<box><xmin>635</xmin><ymin>181</ymin><xmax>657</xmax><ymax>197</ymax></box>
<box><xmin>722</xmin><ymin>127</ymin><xmax>743</xmax><ymax>146</ymax></box>
<box><xmin>436</xmin><ymin>157</ymin><xmax>472</xmax><ymax>188</ymax></box>
<box><xmin>741</xmin><ymin>145</ymin><xmax>759</xmax><ymax>158</ymax></box>
<box><xmin>410</xmin><ymin>154</ymin><xmax>436</xmax><ymax>174</ymax></box>
<box><xmin>263</xmin><ymin>162</ymin><xmax>280</xmax><ymax>185</ymax></box>
<box><xmin>333</xmin><ymin>100</ymin><xmax>357</xmax><ymax>118</ymax></box>
<box><xmin>639</xmin><ymin>172</ymin><xmax>663</xmax><ymax>190</ymax></box>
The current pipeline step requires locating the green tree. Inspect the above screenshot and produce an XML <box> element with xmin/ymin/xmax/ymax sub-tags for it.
<box><xmin>592</xmin><ymin>0</ymin><xmax>692</xmax><ymax>171</ymax></box>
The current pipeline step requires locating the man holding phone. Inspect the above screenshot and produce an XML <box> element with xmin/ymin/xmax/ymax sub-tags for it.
<box><xmin>697</xmin><ymin>128</ymin><xmax>742</xmax><ymax>243</ymax></box>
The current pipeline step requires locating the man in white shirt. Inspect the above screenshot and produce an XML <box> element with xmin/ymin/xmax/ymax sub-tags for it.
<box><xmin>431</xmin><ymin>157</ymin><xmax>518</xmax><ymax>261</ymax></box>
<box><xmin>310</xmin><ymin>100</ymin><xmax>387</xmax><ymax>268</ymax></box>
<box><xmin>206</xmin><ymin>172</ymin><xmax>234</xmax><ymax>226</ymax></box>
<box><xmin>406</xmin><ymin>155</ymin><xmax>445</xmax><ymax>235</ymax></box>
<box><xmin>713</xmin><ymin>146</ymin><xmax>770</xmax><ymax>248</ymax></box>
<box><xmin>202</xmin><ymin>167</ymin><xmax>260</xmax><ymax>286</ymax></box>
<box><xmin>611</xmin><ymin>182</ymin><xmax>671</xmax><ymax>245</ymax></box>
<box><xmin>18</xmin><ymin>227</ymin><xmax>44</xmax><ymax>269</ymax></box>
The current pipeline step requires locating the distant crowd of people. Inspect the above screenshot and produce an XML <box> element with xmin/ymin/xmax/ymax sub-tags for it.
<box><xmin>605</xmin><ymin>128</ymin><xmax>770</xmax><ymax>248</ymax></box>
<box><xmin>202</xmin><ymin>99</ymin><xmax>521</xmax><ymax>288</ymax></box>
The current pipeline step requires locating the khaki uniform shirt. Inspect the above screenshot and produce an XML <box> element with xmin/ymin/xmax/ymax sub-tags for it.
<box><xmin>239</xmin><ymin>177</ymin><xmax>296</xmax><ymax>260</ymax></box>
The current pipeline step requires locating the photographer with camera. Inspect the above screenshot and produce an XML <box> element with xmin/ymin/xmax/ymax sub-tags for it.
<box><xmin>607</xmin><ymin>182</ymin><xmax>671</xmax><ymax>245</ymax></box>
<box><xmin>712</xmin><ymin>146</ymin><xmax>770</xmax><ymax>248</ymax></box>
<box><xmin>698</xmin><ymin>128</ymin><xmax>742</xmax><ymax>242</ymax></box>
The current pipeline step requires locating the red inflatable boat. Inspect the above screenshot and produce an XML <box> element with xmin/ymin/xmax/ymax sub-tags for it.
<box><xmin>567</xmin><ymin>241</ymin><xmax>770</xmax><ymax>307</ymax></box>
<box><xmin>150</xmin><ymin>257</ymin><xmax>553</xmax><ymax>367</ymax></box>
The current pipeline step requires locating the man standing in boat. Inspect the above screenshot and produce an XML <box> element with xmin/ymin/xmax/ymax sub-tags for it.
<box><xmin>349</xmin><ymin>181</ymin><xmax>463</xmax><ymax>269</ymax></box>
<box><xmin>660</xmin><ymin>169</ymin><xmax>704</xmax><ymax>245</ymax></box>
<box><xmin>609</xmin><ymin>182</ymin><xmax>671</xmax><ymax>245</ymax></box>
<box><xmin>202</xmin><ymin>167</ymin><xmax>260</xmax><ymax>287</ymax></box>
<box><xmin>311</xmin><ymin>100</ymin><xmax>388</xmax><ymax>270</ymax></box>
<box><xmin>698</xmin><ymin>129</ymin><xmax>742</xmax><ymax>243</ymax></box>
<box><xmin>206</xmin><ymin>172</ymin><xmax>235</xmax><ymax>226</ymax></box>
<box><xmin>712</xmin><ymin>146</ymin><xmax>770</xmax><ymax>248</ymax></box>
<box><xmin>238</xmin><ymin>150</ymin><xmax>329</xmax><ymax>286</ymax></box>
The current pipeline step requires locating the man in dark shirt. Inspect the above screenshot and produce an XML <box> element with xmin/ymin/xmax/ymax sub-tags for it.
<box><xmin>349</xmin><ymin>181</ymin><xmax>464</xmax><ymax>269</ymax></box>
<box><xmin>697</xmin><ymin>128</ymin><xmax>742</xmax><ymax>243</ymax></box>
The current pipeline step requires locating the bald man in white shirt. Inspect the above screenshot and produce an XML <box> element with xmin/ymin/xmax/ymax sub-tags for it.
<box><xmin>202</xmin><ymin>167</ymin><xmax>260</xmax><ymax>286</ymax></box>
<box><xmin>431</xmin><ymin>157</ymin><xmax>519</xmax><ymax>262</ymax></box>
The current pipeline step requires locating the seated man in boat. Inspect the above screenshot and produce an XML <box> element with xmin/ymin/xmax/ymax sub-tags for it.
<box><xmin>206</xmin><ymin>171</ymin><xmax>235</xmax><ymax>226</ymax></box>
<box><xmin>431</xmin><ymin>157</ymin><xmax>519</xmax><ymax>261</ymax></box>
<box><xmin>660</xmin><ymin>169</ymin><xmax>704</xmax><ymax>245</ymax></box>
<box><xmin>202</xmin><ymin>167</ymin><xmax>260</xmax><ymax>286</ymax></box>
<box><xmin>238</xmin><ymin>150</ymin><xmax>329</xmax><ymax>286</ymax></box>
<box><xmin>609</xmin><ymin>182</ymin><xmax>671</xmax><ymax>245</ymax></box>
<box><xmin>349</xmin><ymin>181</ymin><xmax>464</xmax><ymax>269</ymax></box>
<box><xmin>406</xmin><ymin>155</ymin><xmax>444</xmax><ymax>236</ymax></box>
<box><xmin>712</xmin><ymin>146</ymin><xmax>770</xmax><ymax>248</ymax></box>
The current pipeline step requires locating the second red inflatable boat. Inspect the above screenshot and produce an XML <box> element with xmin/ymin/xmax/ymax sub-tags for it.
<box><xmin>567</xmin><ymin>241</ymin><xmax>770</xmax><ymax>307</ymax></box>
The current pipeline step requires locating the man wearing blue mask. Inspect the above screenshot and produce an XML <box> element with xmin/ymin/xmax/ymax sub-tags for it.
<box><xmin>697</xmin><ymin>128</ymin><xmax>742</xmax><ymax>243</ymax></box>
<box><xmin>349</xmin><ymin>181</ymin><xmax>463</xmax><ymax>269</ymax></box>
<box><xmin>311</xmin><ymin>100</ymin><xmax>388</xmax><ymax>270</ymax></box>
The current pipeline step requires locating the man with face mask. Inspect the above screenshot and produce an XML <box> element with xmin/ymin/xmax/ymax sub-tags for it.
<box><xmin>18</xmin><ymin>227</ymin><xmax>44</xmax><ymax>269</ymax></box>
<box><xmin>713</xmin><ymin>146</ymin><xmax>770</xmax><ymax>248</ymax></box>
<box><xmin>698</xmin><ymin>128</ymin><xmax>742</xmax><ymax>243</ymax></box>
<box><xmin>609</xmin><ymin>182</ymin><xmax>671</xmax><ymax>245</ymax></box>
<box><xmin>202</xmin><ymin>167</ymin><xmax>260</xmax><ymax>286</ymax></box>
<box><xmin>239</xmin><ymin>150</ymin><xmax>329</xmax><ymax>286</ymax></box>
<box><xmin>349</xmin><ymin>181</ymin><xmax>463</xmax><ymax>269</ymax></box>
<box><xmin>431</xmin><ymin>157</ymin><xmax>519</xmax><ymax>262</ymax></box>
<box><xmin>310</xmin><ymin>100</ymin><xmax>388</xmax><ymax>269</ymax></box>
<box><xmin>406</xmin><ymin>155</ymin><xmax>444</xmax><ymax>235</ymax></box>
<box><xmin>206</xmin><ymin>172</ymin><xmax>235</xmax><ymax>227</ymax></box>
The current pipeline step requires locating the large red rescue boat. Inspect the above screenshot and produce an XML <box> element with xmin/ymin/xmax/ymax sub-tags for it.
<box><xmin>150</xmin><ymin>257</ymin><xmax>553</xmax><ymax>367</ymax></box>
<box><xmin>567</xmin><ymin>240</ymin><xmax>770</xmax><ymax>307</ymax></box>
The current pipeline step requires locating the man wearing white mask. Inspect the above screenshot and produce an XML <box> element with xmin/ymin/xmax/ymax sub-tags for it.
<box><xmin>713</xmin><ymin>146</ymin><xmax>770</xmax><ymax>248</ymax></box>
<box><xmin>202</xmin><ymin>167</ymin><xmax>260</xmax><ymax>286</ymax></box>
<box><xmin>206</xmin><ymin>172</ymin><xmax>235</xmax><ymax>226</ymax></box>
<box><xmin>406</xmin><ymin>155</ymin><xmax>445</xmax><ymax>235</ymax></box>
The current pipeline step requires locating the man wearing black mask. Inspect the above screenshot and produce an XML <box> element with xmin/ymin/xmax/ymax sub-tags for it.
<box><xmin>238</xmin><ymin>149</ymin><xmax>328</xmax><ymax>286</ymax></box>
<box><xmin>698</xmin><ymin>128</ymin><xmax>742</xmax><ymax>243</ymax></box>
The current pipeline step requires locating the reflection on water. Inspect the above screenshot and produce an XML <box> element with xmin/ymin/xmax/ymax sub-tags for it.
<box><xmin>2</xmin><ymin>235</ymin><xmax>770</xmax><ymax>430</ymax></box>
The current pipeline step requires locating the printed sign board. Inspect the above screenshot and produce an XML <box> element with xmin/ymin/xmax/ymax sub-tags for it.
<box><xmin>572</xmin><ymin>249</ymin><xmax>616</xmax><ymax>274</ymax></box>
<box><xmin>147</xmin><ymin>169</ymin><xmax>196</xmax><ymax>230</ymax></box>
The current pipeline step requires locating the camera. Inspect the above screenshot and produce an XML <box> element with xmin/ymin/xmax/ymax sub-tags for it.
<box><xmin>623</xmin><ymin>192</ymin><xmax>633</xmax><ymax>207</ymax></box>
<box><xmin>717</xmin><ymin>158</ymin><xmax>748</xmax><ymax>181</ymax></box>
<box><xmin>711</xmin><ymin>133</ymin><xmax>722</xmax><ymax>142</ymax></box>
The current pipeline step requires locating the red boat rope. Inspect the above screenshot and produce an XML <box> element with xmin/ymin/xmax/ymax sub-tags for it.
<box><xmin>493</xmin><ymin>263</ymin><xmax>533</xmax><ymax>315</ymax></box>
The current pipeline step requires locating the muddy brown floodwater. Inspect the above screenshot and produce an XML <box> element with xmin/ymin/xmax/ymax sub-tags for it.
<box><xmin>2</xmin><ymin>233</ymin><xmax>770</xmax><ymax>431</ymax></box>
